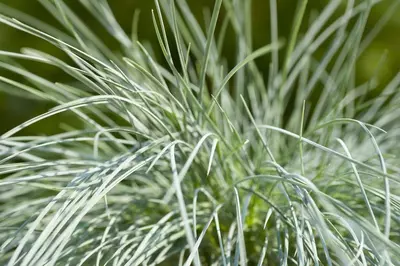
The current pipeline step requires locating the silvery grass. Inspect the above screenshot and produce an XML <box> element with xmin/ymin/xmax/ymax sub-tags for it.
<box><xmin>0</xmin><ymin>0</ymin><xmax>399</xmax><ymax>265</ymax></box>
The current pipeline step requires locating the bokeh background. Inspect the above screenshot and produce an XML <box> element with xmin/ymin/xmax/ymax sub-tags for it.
<box><xmin>0</xmin><ymin>0</ymin><xmax>399</xmax><ymax>135</ymax></box>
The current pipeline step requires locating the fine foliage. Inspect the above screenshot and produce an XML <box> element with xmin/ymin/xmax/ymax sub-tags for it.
<box><xmin>0</xmin><ymin>0</ymin><xmax>399</xmax><ymax>265</ymax></box>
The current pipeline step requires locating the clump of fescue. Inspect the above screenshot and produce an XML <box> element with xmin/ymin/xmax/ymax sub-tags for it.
<box><xmin>0</xmin><ymin>0</ymin><xmax>399</xmax><ymax>265</ymax></box>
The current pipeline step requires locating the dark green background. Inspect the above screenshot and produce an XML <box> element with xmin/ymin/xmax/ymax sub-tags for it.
<box><xmin>0</xmin><ymin>0</ymin><xmax>399</xmax><ymax>134</ymax></box>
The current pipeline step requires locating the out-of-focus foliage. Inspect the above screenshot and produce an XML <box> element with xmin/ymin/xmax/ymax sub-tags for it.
<box><xmin>0</xmin><ymin>0</ymin><xmax>399</xmax><ymax>134</ymax></box>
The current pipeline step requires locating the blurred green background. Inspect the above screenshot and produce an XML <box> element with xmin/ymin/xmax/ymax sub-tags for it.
<box><xmin>0</xmin><ymin>0</ymin><xmax>399</xmax><ymax>135</ymax></box>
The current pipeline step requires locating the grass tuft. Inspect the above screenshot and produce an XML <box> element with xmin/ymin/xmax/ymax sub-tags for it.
<box><xmin>0</xmin><ymin>0</ymin><xmax>399</xmax><ymax>265</ymax></box>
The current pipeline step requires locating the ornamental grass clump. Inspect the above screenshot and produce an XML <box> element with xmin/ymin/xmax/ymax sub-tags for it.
<box><xmin>0</xmin><ymin>0</ymin><xmax>399</xmax><ymax>265</ymax></box>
